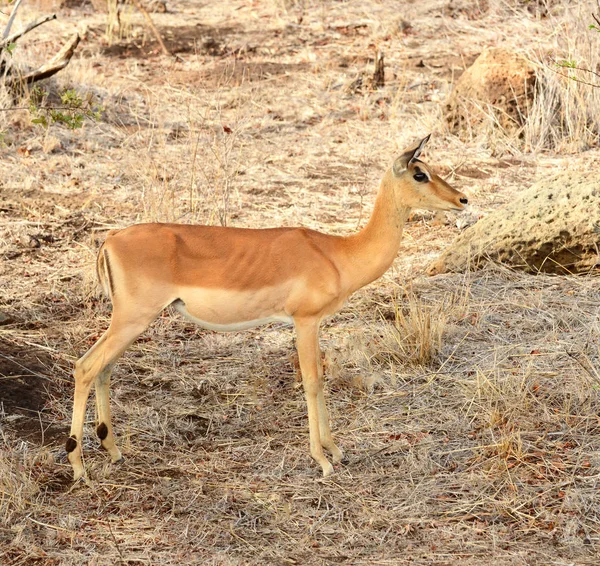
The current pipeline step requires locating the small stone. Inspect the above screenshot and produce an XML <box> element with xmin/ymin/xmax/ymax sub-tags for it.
<box><xmin>0</xmin><ymin>312</ymin><xmax>14</xmax><ymax>326</ymax></box>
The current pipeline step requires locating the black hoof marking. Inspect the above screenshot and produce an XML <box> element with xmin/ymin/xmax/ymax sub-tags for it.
<box><xmin>65</xmin><ymin>435</ymin><xmax>77</xmax><ymax>453</ymax></box>
<box><xmin>114</xmin><ymin>456</ymin><xmax>125</xmax><ymax>465</ymax></box>
<box><xmin>341</xmin><ymin>455</ymin><xmax>350</xmax><ymax>465</ymax></box>
<box><xmin>97</xmin><ymin>422</ymin><xmax>108</xmax><ymax>441</ymax></box>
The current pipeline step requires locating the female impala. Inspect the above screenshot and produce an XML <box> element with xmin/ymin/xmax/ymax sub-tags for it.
<box><xmin>65</xmin><ymin>135</ymin><xmax>468</xmax><ymax>480</ymax></box>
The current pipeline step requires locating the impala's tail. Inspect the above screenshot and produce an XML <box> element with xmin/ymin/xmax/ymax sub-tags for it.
<box><xmin>96</xmin><ymin>230</ymin><xmax>120</xmax><ymax>301</ymax></box>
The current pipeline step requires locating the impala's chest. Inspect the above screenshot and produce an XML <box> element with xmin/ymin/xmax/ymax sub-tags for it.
<box><xmin>172</xmin><ymin>286</ymin><xmax>294</xmax><ymax>331</ymax></box>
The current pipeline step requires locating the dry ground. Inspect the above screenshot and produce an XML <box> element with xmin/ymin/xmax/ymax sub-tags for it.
<box><xmin>1</xmin><ymin>0</ymin><xmax>600</xmax><ymax>564</ymax></box>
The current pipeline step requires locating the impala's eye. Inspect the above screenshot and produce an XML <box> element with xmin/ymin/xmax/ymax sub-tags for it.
<box><xmin>413</xmin><ymin>172</ymin><xmax>428</xmax><ymax>182</ymax></box>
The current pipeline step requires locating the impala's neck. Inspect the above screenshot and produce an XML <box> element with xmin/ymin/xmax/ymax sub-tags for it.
<box><xmin>343</xmin><ymin>170</ymin><xmax>410</xmax><ymax>292</ymax></box>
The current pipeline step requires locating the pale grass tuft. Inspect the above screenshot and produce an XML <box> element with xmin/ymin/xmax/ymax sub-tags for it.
<box><xmin>378</xmin><ymin>283</ymin><xmax>468</xmax><ymax>367</ymax></box>
<box><xmin>0</xmin><ymin>444</ymin><xmax>41</xmax><ymax>526</ymax></box>
<box><xmin>136</xmin><ymin>99</ymin><xmax>244</xmax><ymax>226</ymax></box>
<box><xmin>187</xmin><ymin>106</ymin><xmax>244</xmax><ymax>227</ymax></box>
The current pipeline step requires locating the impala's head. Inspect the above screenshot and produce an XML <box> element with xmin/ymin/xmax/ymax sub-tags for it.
<box><xmin>390</xmin><ymin>134</ymin><xmax>468</xmax><ymax>212</ymax></box>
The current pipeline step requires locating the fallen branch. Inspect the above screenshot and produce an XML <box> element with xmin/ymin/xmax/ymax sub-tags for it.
<box><xmin>6</xmin><ymin>33</ymin><xmax>80</xmax><ymax>87</ymax></box>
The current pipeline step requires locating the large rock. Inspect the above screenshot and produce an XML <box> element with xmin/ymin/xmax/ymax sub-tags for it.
<box><xmin>428</xmin><ymin>171</ymin><xmax>600</xmax><ymax>275</ymax></box>
<box><xmin>445</xmin><ymin>48</ymin><xmax>536</xmax><ymax>137</ymax></box>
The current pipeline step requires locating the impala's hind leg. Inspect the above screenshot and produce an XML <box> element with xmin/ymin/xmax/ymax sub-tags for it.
<box><xmin>315</xmin><ymin>342</ymin><xmax>343</xmax><ymax>464</ymax></box>
<box><xmin>94</xmin><ymin>362</ymin><xmax>121</xmax><ymax>463</ymax></box>
<box><xmin>66</xmin><ymin>309</ymin><xmax>159</xmax><ymax>481</ymax></box>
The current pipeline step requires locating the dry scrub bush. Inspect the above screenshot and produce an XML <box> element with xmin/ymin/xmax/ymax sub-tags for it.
<box><xmin>441</xmin><ymin>1</ymin><xmax>600</xmax><ymax>153</ymax></box>
<box><xmin>519</xmin><ymin>2</ymin><xmax>600</xmax><ymax>151</ymax></box>
<box><xmin>323</xmin><ymin>283</ymin><xmax>469</xmax><ymax>392</ymax></box>
<box><xmin>376</xmin><ymin>283</ymin><xmax>469</xmax><ymax>368</ymax></box>
<box><xmin>525</xmin><ymin>1</ymin><xmax>600</xmax><ymax>151</ymax></box>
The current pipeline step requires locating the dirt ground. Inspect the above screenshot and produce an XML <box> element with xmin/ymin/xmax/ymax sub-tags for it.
<box><xmin>1</xmin><ymin>0</ymin><xmax>599</xmax><ymax>564</ymax></box>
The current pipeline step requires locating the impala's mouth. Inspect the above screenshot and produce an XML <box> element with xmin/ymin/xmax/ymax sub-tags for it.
<box><xmin>444</xmin><ymin>202</ymin><xmax>467</xmax><ymax>212</ymax></box>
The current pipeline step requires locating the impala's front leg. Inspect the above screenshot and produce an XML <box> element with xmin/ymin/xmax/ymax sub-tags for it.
<box><xmin>295</xmin><ymin>318</ymin><xmax>334</xmax><ymax>477</ymax></box>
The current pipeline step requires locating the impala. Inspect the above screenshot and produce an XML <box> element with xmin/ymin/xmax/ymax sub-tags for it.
<box><xmin>65</xmin><ymin>135</ymin><xmax>468</xmax><ymax>480</ymax></box>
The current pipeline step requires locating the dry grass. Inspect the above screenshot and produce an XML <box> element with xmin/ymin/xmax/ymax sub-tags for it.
<box><xmin>376</xmin><ymin>282</ymin><xmax>468</xmax><ymax>367</ymax></box>
<box><xmin>1</xmin><ymin>1</ymin><xmax>600</xmax><ymax>565</ymax></box>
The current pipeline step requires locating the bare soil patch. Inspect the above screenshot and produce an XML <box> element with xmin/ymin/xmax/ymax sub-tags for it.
<box><xmin>0</xmin><ymin>343</ymin><xmax>65</xmax><ymax>445</ymax></box>
<box><xmin>99</xmin><ymin>23</ymin><xmax>239</xmax><ymax>57</ymax></box>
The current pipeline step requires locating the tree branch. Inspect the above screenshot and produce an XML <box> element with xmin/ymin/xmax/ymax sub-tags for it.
<box><xmin>553</xmin><ymin>70</ymin><xmax>600</xmax><ymax>89</ymax></box>
<box><xmin>131</xmin><ymin>0</ymin><xmax>170</xmax><ymax>56</ymax></box>
<box><xmin>2</xmin><ymin>0</ymin><xmax>24</xmax><ymax>39</ymax></box>
<box><xmin>0</xmin><ymin>14</ymin><xmax>58</xmax><ymax>51</ymax></box>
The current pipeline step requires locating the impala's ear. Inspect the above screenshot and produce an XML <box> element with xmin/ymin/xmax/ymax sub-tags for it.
<box><xmin>392</xmin><ymin>134</ymin><xmax>431</xmax><ymax>176</ymax></box>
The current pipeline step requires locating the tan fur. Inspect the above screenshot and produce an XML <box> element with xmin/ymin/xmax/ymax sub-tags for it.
<box><xmin>66</xmin><ymin>136</ymin><xmax>468</xmax><ymax>481</ymax></box>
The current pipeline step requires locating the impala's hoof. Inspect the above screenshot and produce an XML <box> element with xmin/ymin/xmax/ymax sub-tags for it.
<box><xmin>113</xmin><ymin>456</ymin><xmax>125</xmax><ymax>465</ymax></box>
<box><xmin>322</xmin><ymin>462</ymin><xmax>334</xmax><ymax>477</ymax></box>
<box><xmin>71</xmin><ymin>470</ymin><xmax>87</xmax><ymax>484</ymax></box>
<box><xmin>330</xmin><ymin>446</ymin><xmax>344</xmax><ymax>465</ymax></box>
<box><xmin>68</xmin><ymin>474</ymin><xmax>93</xmax><ymax>492</ymax></box>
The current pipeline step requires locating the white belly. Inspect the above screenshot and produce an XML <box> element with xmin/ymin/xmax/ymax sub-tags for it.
<box><xmin>172</xmin><ymin>298</ymin><xmax>293</xmax><ymax>332</ymax></box>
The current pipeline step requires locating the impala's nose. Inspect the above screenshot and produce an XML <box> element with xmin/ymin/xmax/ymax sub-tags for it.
<box><xmin>459</xmin><ymin>197</ymin><xmax>469</xmax><ymax>205</ymax></box>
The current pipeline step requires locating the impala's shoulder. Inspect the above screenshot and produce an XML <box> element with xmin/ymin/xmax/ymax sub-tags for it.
<box><xmin>292</xmin><ymin>228</ymin><xmax>342</xmax><ymax>275</ymax></box>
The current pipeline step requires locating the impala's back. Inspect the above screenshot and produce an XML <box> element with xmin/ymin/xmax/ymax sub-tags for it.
<box><xmin>99</xmin><ymin>223</ymin><xmax>344</xmax><ymax>329</ymax></box>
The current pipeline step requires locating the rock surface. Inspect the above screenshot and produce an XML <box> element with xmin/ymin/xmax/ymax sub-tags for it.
<box><xmin>428</xmin><ymin>171</ymin><xmax>600</xmax><ymax>275</ymax></box>
<box><xmin>445</xmin><ymin>48</ymin><xmax>536</xmax><ymax>137</ymax></box>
